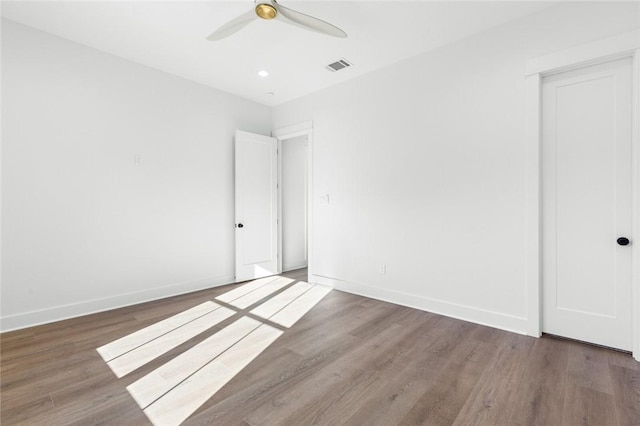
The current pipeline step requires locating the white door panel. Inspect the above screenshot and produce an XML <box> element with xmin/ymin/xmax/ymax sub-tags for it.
<box><xmin>542</xmin><ymin>57</ymin><xmax>633</xmax><ymax>350</ymax></box>
<box><xmin>235</xmin><ymin>130</ymin><xmax>278</xmax><ymax>282</ymax></box>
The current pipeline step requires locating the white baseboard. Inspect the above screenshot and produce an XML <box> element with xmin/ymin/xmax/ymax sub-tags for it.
<box><xmin>310</xmin><ymin>274</ymin><xmax>529</xmax><ymax>335</ymax></box>
<box><xmin>0</xmin><ymin>274</ymin><xmax>235</xmax><ymax>333</ymax></box>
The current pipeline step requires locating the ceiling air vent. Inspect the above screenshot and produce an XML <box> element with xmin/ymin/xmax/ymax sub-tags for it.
<box><xmin>327</xmin><ymin>58</ymin><xmax>352</xmax><ymax>72</ymax></box>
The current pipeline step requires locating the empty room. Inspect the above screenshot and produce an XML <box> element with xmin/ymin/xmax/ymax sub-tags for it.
<box><xmin>1</xmin><ymin>1</ymin><xmax>640</xmax><ymax>425</ymax></box>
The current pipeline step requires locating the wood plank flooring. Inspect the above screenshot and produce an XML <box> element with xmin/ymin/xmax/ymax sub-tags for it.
<box><xmin>1</xmin><ymin>268</ymin><xmax>639</xmax><ymax>425</ymax></box>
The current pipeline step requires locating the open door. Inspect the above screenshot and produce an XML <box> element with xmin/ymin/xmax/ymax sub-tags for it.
<box><xmin>235</xmin><ymin>130</ymin><xmax>278</xmax><ymax>282</ymax></box>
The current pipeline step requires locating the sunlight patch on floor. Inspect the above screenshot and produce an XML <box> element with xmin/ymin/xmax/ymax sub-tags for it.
<box><xmin>249</xmin><ymin>281</ymin><xmax>313</xmax><ymax>319</ymax></box>
<box><xmin>267</xmin><ymin>285</ymin><xmax>332</xmax><ymax>328</ymax></box>
<box><xmin>96</xmin><ymin>275</ymin><xmax>331</xmax><ymax>425</ymax></box>
<box><xmin>214</xmin><ymin>275</ymin><xmax>280</xmax><ymax>303</ymax></box>
<box><xmin>97</xmin><ymin>301</ymin><xmax>222</xmax><ymax>362</ymax></box>
<box><xmin>143</xmin><ymin>323</ymin><xmax>282</xmax><ymax>425</ymax></box>
<box><xmin>222</xmin><ymin>276</ymin><xmax>293</xmax><ymax>309</ymax></box>
<box><xmin>107</xmin><ymin>306</ymin><xmax>235</xmax><ymax>378</ymax></box>
<box><xmin>127</xmin><ymin>316</ymin><xmax>264</xmax><ymax>408</ymax></box>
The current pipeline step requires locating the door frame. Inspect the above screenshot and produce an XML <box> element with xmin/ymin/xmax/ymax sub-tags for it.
<box><xmin>524</xmin><ymin>30</ymin><xmax>640</xmax><ymax>360</ymax></box>
<box><xmin>272</xmin><ymin>121</ymin><xmax>313</xmax><ymax>279</ymax></box>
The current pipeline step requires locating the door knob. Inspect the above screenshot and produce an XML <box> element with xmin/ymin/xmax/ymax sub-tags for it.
<box><xmin>237</xmin><ymin>223</ymin><xmax>244</xmax><ymax>228</ymax></box>
<box><xmin>617</xmin><ymin>237</ymin><xmax>630</xmax><ymax>246</ymax></box>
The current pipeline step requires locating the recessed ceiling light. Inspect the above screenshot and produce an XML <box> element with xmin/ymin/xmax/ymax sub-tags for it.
<box><xmin>258</xmin><ymin>70</ymin><xmax>269</xmax><ymax>77</ymax></box>
<box><xmin>266</xmin><ymin>91</ymin><xmax>275</xmax><ymax>96</ymax></box>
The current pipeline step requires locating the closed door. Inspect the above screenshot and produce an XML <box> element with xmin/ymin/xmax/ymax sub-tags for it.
<box><xmin>235</xmin><ymin>130</ymin><xmax>278</xmax><ymax>282</ymax></box>
<box><xmin>542</xmin><ymin>57</ymin><xmax>633</xmax><ymax>351</ymax></box>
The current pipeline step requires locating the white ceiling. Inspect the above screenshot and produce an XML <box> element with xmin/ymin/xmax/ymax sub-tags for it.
<box><xmin>1</xmin><ymin>1</ymin><xmax>555</xmax><ymax>106</ymax></box>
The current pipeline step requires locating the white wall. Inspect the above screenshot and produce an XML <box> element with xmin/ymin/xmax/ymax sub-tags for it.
<box><xmin>281</xmin><ymin>135</ymin><xmax>307</xmax><ymax>271</ymax></box>
<box><xmin>272</xmin><ymin>2</ymin><xmax>640</xmax><ymax>333</ymax></box>
<box><xmin>1</xmin><ymin>20</ymin><xmax>271</xmax><ymax>331</ymax></box>
<box><xmin>3</xmin><ymin>3</ymin><xmax>639</xmax><ymax>334</ymax></box>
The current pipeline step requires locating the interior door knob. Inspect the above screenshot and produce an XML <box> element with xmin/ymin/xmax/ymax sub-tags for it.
<box><xmin>617</xmin><ymin>237</ymin><xmax>630</xmax><ymax>246</ymax></box>
<box><xmin>237</xmin><ymin>223</ymin><xmax>244</xmax><ymax>228</ymax></box>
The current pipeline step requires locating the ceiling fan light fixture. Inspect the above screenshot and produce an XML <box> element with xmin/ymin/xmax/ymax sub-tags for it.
<box><xmin>255</xmin><ymin>3</ymin><xmax>277</xmax><ymax>20</ymax></box>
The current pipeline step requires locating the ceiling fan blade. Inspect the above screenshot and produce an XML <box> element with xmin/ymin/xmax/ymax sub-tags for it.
<box><xmin>274</xmin><ymin>2</ymin><xmax>347</xmax><ymax>38</ymax></box>
<box><xmin>207</xmin><ymin>9</ymin><xmax>256</xmax><ymax>41</ymax></box>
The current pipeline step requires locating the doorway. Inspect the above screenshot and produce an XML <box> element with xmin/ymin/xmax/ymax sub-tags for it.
<box><xmin>274</xmin><ymin>122</ymin><xmax>313</xmax><ymax>283</ymax></box>
<box><xmin>279</xmin><ymin>135</ymin><xmax>308</xmax><ymax>273</ymax></box>
<box><xmin>541</xmin><ymin>57</ymin><xmax>633</xmax><ymax>351</ymax></box>
<box><xmin>234</xmin><ymin>124</ymin><xmax>313</xmax><ymax>284</ymax></box>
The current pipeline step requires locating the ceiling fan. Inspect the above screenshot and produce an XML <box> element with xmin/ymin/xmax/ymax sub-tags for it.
<box><xmin>207</xmin><ymin>0</ymin><xmax>347</xmax><ymax>41</ymax></box>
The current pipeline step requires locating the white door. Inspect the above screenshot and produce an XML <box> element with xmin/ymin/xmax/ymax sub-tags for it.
<box><xmin>235</xmin><ymin>130</ymin><xmax>278</xmax><ymax>282</ymax></box>
<box><xmin>542</xmin><ymin>57</ymin><xmax>633</xmax><ymax>351</ymax></box>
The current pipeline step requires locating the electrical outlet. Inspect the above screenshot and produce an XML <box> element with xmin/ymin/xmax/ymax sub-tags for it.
<box><xmin>381</xmin><ymin>264</ymin><xmax>386</xmax><ymax>274</ymax></box>
<box><xmin>134</xmin><ymin>154</ymin><xmax>141</xmax><ymax>165</ymax></box>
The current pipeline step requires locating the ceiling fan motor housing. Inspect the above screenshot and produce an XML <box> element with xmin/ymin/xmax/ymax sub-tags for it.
<box><xmin>255</xmin><ymin>3</ymin><xmax>277</xmax><ymax>20</ymax></box>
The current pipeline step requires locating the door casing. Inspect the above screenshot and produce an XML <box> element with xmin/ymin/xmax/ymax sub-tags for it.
<box><xmin>525</xmin><ymin>30</ymin><xmax>640</xmax><ymax>360</ymax></box>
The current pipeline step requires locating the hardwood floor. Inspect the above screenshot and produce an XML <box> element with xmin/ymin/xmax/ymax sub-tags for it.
<box><xmin>1</xmin><ymin>268</ymin><xmax>639</xmax><ymax>425</ymax></box>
